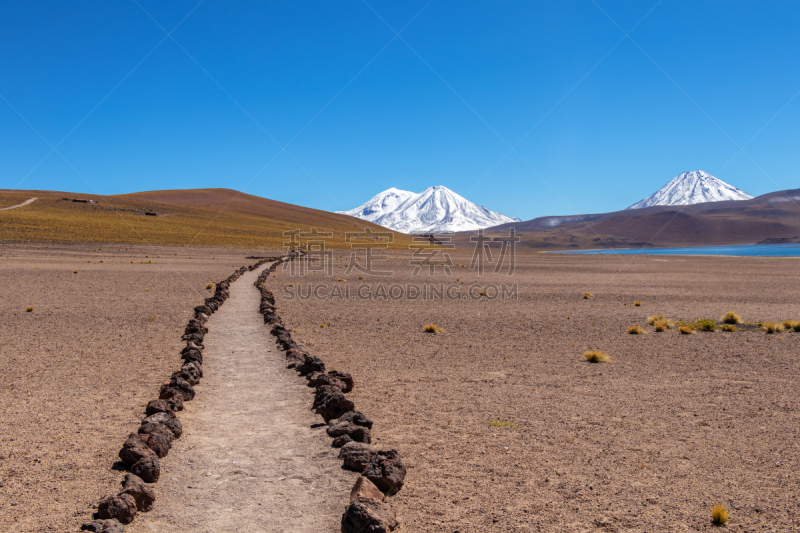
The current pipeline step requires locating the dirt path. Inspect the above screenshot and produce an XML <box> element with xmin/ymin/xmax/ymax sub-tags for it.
<box><xmin>127</xmin><ymin>265</ymin><xmax>351</xmax><ymax>533</ymax></box>
<box><xmin>0</xmin><ymin>197</ymin><xmax>38</xmax><ymax>210</ymax></box>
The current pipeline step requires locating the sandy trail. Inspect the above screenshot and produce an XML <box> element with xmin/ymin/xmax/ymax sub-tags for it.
<box><xmin>0</xmin><ymin>197</ymin><xmax>38</xmax><ymax>210</ymax></box>
<box><xmin>127</xmin><ymin>265</ymin><xmax>350</xmax><ymax>533</ymax></box>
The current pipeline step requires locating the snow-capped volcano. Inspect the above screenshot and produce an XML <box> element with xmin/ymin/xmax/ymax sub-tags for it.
<box><xmin>337</xmin><ymin>185</ymin><xmax>518</xmax><ymax>233</ymax></box>
<box><xmin>628</xmin><ymin>170</ymin><xmax>753</xmax><ymax>209</ymax></box>
<box><xmin>337</xmin><ymin>187</ymin><xmax>416</xmax><ymax>221</ymax></box>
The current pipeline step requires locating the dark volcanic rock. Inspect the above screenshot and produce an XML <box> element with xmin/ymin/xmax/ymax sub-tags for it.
<box><xmin>119</xmin><ymin>434</ymin><xmax>157</xmax><ymax>466</ymax></box>
<box><xmin>142</xmin><ymin>411</ymin><xmax>182</xmax><ymax>438</ymax></box>
<box><xmin>137</xmin><ymin>432</ymin><xmax>170</xmax><ymax>458</ymax></box>
<box><xmin>131</xmin><ymin>454</ymin><xmax>160</xmax><ymax>483</ymax></box>
<box><xmin>139</xmin><ymin>422</ymin><xmax>177</xmax><ymax>442</ymax></box>
<box><xmin>171</xmin><ymin>368</ymin><xmax>200</xmax><ymax>385</ymax></box>
<box><xmin>81</xmin><ymin>519</ymin><xmax>125</xmax><ymax>533</ymax></box>
<box><xmin>312</xmin><ymin>385</ymin><xmax>354</xmax><ymax>422</ymax></box>
<box><xmin>298</xmin><ymin>355</ymin><xmax>325</xmax><ymax>375</ymax></box>
<box><xmin>285</xmin><ymin>349</ymin><xmax>306</xmax><ymax>368</ymax></box>
<box><xmin>328</xmin><ymin>370</ymin><xmax>354</xmax><ymax>392</ymax></box>
<box><xmin>97</xmin><ymin>493</ymin><xmax>137</xmax><ymax>524</ymax></box>
<box><xmin>333</xmin><ymin>434</ymin><xmax>353</xmax><ymax>447</ymax></box>
<box><xmin>338</xmin><ymin>442</ymin><xmax>377</xmax><ymax>471</ymax></box>
<box><xmin>159</xmin><ymin>377</ymin><xmax>195</xmax><ymax>401</ymax></box>
<box><xmin>341</xmin><ymin>497</ymin><xmax>398</xmax><ymax>533</ymax></box>
<box><xmin>145</xmin><ymin>399</ymin><xmax>170</xmax><ymax>416</ymax></box>
<box><xmin>327</xmin><ymin>422</ymin><xmax>372</xmax><ymax>445</ymax></box>
<box><xmin>120</xmin><ymin>473</ymin><xmax>155</xmax><ymax>512</ymax></box>
<box><xmin>307</xmin><ymin>371</ymin><xmax>349</xmax><ymax>391</ymax></box>
<box><xmin>363</xmin><ymin>450</ymin><xmax>406</xmax><ymax>494</ymax></box>
<box><xmin>180</xmin><ymin>347</ymin><xmax>203</xmax><ymax>365</ymax></box>
<box><xmin>164</xmin><ymin>394</ymin><xmax>184</xmax><ymax>412</ymax></box>
<box><xmin>329</xmin><ymin>410</ymin><xmax>373</xmax><ymax>430</ymax></box>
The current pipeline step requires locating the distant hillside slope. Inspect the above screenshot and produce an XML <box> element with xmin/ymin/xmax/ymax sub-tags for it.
<box><xmin>0</xmin><ymin>188</ymin><xmax>412</xmax><ymax>248</ymax></box>
<box><xmin>455</xmin><ymin>189</ymin><xmax>800</xmax><ymax>250</ymax></box>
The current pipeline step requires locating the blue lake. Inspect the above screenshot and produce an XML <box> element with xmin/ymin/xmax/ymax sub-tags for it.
<box><xmin>554</xmin><ymin>243</ymin><xmax>800</xmax><ymax>257</ymax></box>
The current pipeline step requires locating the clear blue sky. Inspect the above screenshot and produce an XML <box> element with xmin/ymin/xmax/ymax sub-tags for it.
<box><xmin>1</xmin><ymin>1</ymin><xmax>798</xmax><ymax>220</ymax></box>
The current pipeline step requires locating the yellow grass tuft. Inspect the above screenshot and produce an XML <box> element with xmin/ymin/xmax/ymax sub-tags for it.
<box><xmin>147</xmin><ymin>315</ymin><xmax>157</xmax><ymax>322</ymax></box>
<box><xmin>423</xmin><ymin>324</ymin><xmax>445</xmax><ymax>334</ymax></box>
<box><xmin>647</xmin><ymin>314</ymin><xmax>664</xmax><ymax>325</ymax></box>
<box><xmin>721</xmin><ymin>311</ymin><xmax>742</xmax><ymax>324</ymax></box>
<box><xmin>694</xmin><ymin>318</ymin><xmax>716</xmax><ymax>332</ymax></box>
<box><xmin>627</xmin><ymin>325</ymin><xmax>646</xmax><ymax>335</ymax></box>
<box><xmin>720</xmin><ymin>324</ymin><xmax>736</xmax><ymax>332</ymax></box>
<box><xmin>762</xmin><ymin>322</ymin><xmax>784</xmax><ymax>334</ymax></box>
<box><xmin>488</xmin><ymin>419</ymin><xmax>516</xmax><ymax>429</ymax></box>
<box><xmin>583</xmin><ymin>292</ymin><xmax>592</xmax><ymax>299</ymax></box>
<box><xmin>711</xmin><ymin>503</ymin><xmax>729</xmax><ymax>526</ymax></box>
<box><xmin>781</xmin><ymin>320</ymin><xmax>799</xmax><ymax>331</ymax></box>
<box><xmin>679</xmin><ymin>325</ymin><xmax>694</xmax><ymax>335</ymax></box>
<box><xmin>584</xmin><ymin>350</ymin><xmax>611</xmax><ymax>363</ymax></box>
<box><xmin>26</xmin><ymin>306</ymin><xmax>34</xmax><ymax>312</ymax></box>
<box><xmin>634</xmin><ymin>301</ymin><xmax>642</xmax><ymax>306</ymax></box>
<box><xmin>205</xmin><ymin>282</ymin><xmax>215</xmax><ymax>289</ymax></box>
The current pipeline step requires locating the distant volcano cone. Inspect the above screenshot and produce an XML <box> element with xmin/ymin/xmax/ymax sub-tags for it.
<box><xmin>628</xmin><ymin>170</ymin><xmax>753</xmax><ymax>209</ymax></box>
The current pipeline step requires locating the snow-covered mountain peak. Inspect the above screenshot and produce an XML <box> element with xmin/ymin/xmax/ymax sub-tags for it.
<box><xmin>627</xmin><ymin>170</ymin><xmax>753</xmax><ymax>209</ymax></box>
<box><xmin>337</xmin><ymin>187</ymin><xmax>415</xmax><ymax>219</ymax></box>
<box><xmin>337</xmin><ymin>185</ymin><xmax>518</xmax><ymax>233</ymax></box>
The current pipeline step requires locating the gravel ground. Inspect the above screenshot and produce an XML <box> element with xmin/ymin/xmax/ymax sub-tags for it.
<box><xmin>274</xmin><ymin>250</ymin><xmax>800</xmax><ymax>532</ymax></box>
<box><xmin>0</xmin><ymin>243</ymin><xmax>279</xmax><ymax>532</ymax></box>
<box><xmin>2</xmin><ymin>245</ymin><xmax>799</xmax><ymax>532</ymax></box>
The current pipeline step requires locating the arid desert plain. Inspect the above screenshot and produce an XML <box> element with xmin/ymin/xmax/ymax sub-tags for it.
<box><xmin>1</xmin><ymin>244</ymin><xmax>799</xmax><ymax>532</ymax></box>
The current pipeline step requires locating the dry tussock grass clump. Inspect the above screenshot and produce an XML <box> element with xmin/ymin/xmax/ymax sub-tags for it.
<box><xmin>205</xmin><ymin>282</ymin><xmax>215</xmax><ymax>289</ymax></box>
<box><xmin>781</xmin><ymin>320</ymin><xmax>800</xmax><ymax>331</ymax></box>
<box><xmin>488</xmin><ymin>420</ymin><xmax>516</xmax><ymax>429</ymax></box>
<box><xmin>694</xmin><ymin>318</ymin><xmax>716</xmax><ymax>332</ymax></box>
<box><xmin>721</xmin><ymin>311</ymin><xmax>742</xmax><ymax>324</ymax></box>
<box><xmin>26</xmin><ymin>306</ymin><xmax>34</xmax><ymax>312</ymax></box>
<box><xmin>647</xmin><ymin>314</ymin><xmax>664</xmax><ymax>325</ymax></box>
<box><xmin>627</xmin><ymin>325</ymin><xmax>646</xmax><ymax>335</ymax></box>
<box><xmin>583</xmin><ymin>292</ymin><xmax>592</xmax><ymax>299</ymax></box>
<box><xmin>584</xmin><ymin>350</ymin><xmax>611</xmax><ymax>363</ymax></box>
<box><xmin>762</xmin><ymin>322</ymin><xmax>784</xmax><ymax>334</ymax></box>
<box><xmin>653</xmin><ymin>320</ymin><xmax>669</xmax><ymax>332</ymax></box>
<box><xmin>634</xmin><ymin>301</ymin><xmax>642</xmax><ymax>306</ymax></box>
<box><xmin>720</xmin><ymin>324</ymin><xmax>736</xmax><ymax>332</ymax></box>
<box><xmin>711</xmin><ymin>503</ymin><xmax>729</xmax><ymax>526</ymax></box>
<box><xmin>423</xmin><ymin>324</ymin><xmax>445</xmax><ymax>334</ymax></box>
<box><xmin>679</xmin><ymin>325</ymin><xmax>694</xmax><ymax>335</ymax></box>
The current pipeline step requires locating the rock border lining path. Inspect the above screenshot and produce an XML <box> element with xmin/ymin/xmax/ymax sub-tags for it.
<box><xmin>255</xmin><ymin>252</ymin><xmax>405</xmax><ymax>533</ymax></box>
<box><xmin>80</xmin><ymin>257</ymin><xmax>281</xmax><ymax>532</ymax></box>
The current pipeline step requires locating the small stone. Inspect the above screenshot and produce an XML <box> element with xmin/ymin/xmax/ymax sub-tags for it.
<box><xmin>137</xmin><ymin>432</ymin><xmax>170</xmax><ymax>458</ymax></box>
<box><xmin>119</xmin><ymin>435</ymin><xmax>157</xmax><ymax>467</ymax></box>
<box><xmin>97</xmin><ymin>493</ymin><xmax>137</xmax><ymax>524</ymax></box>
<box><xmin>80</xmin><ymin>519</ymin><xmax>125</xmax><ymax>533</ymax></box>
<box><xmin>142</xmin><ymin>412</ymin><xmax>182</xmax><ymax>438</ymax></box>
<box><xmin>144</xmin><ymin>399</ymin><xmax>170</xmax><ymax>416</ymax></box>
<box><xmin>312</xmin><ymin>386</ymin><xmax>354</xmax><ymax>422</ymax></box>
<box><xmin>328</xmin><ymin>423</ymin><xmax>371</xmax><ymax>445</ymax></box>
<box><xmin>131</xmin><ymin>454</ymin><xmax>160</xmax><ymax>483</ymax></box>
<box><xmin>350</xmin><ymin>476</ymin><xmax>384</xmax><ymax>502</ymax></box>
<box><xmin>338</xmin><ymin>442</ymin><xmax>377</xmax><ymax>471</ymax></box>
<box><xmin>120</xmin><ymin>473</ymin><xmax>156</xmax><ymax>512</ymax></box>
<box><xmin>329</xmin><ymin>410</ymin><xmax>373</xmax><ymax>429</ymax></box>
<box><xmin>341</xmin><ymin>496</ymin><xmax>398</xmax><ymax>532</ymax></box>
<box><xmin>363</xmin><ymin>450</ymin><xmax>406</xmax><ymax>494</ymax></box>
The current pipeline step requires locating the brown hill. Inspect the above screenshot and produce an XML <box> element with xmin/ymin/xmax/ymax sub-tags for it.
<box><xmin>0</xmin><ymin>188</ymin><xmax>411</xmax><ymax>249</ymax></box>
<box><xmin>455</xmin><ymin>189</ymin><xmax>800</xmax><ymax>250</ymax></box>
